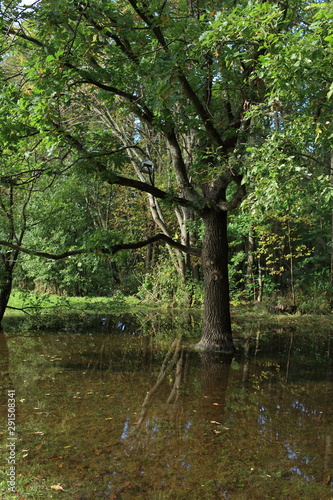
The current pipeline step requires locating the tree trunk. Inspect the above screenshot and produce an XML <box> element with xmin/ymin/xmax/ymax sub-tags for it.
<box><xmin>0</xmin><ymin>267</ymin><xmax>13</xmax><ymax>324</ymax></box>
<box><xmin>286</xmin><ymin>219</ymin><xmax>296</xmax><ymax>307</ymax></box>
<box><xmin>257</xmin><ymin>255</ymin><xmax>263</xmax><ymax>302</ymax></box>
<box><xmin>246</xmin><ymin>226</ymin><xmax>256</xmax><ymax>300</ymax></box>
<box><xmin>195</xmin><ymin>210</ymin><xmax>234</xmax><ymax>353</ymax></box>
<box><xmin>330</xmin><ymin>152</ymin><xmax>333</xmax><ymax>286</ymax></box>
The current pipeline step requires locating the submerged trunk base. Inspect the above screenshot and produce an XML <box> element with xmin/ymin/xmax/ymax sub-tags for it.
<box><xmin>194</xmin><ymin>336</ymin><xmax>235</xmax><ymax>354</ymax></box>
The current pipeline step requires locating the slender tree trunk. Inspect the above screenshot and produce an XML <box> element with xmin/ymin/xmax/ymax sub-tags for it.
<box><xmin>287</xmin><ymin>220</ymin><xmax>296</xmax><ymax>307</ymax></box>
<box><xmin>257</xmin><ymin>255</ymin><xmax>263</xmax><ymax>302</ymax></box>
<box><xmin>246</xmin><ymin>226</ymin><xmax>256</xmax><ymax>300</ymax></box>
<box><xmin>196</xmin><ymin>210</ymin><xmax>234</xmax><ymax>353</ymax></box>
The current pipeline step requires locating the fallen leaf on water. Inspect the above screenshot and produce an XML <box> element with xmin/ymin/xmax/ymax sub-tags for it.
<box><xmin>212</xmin><ymin>403</ymin><xmax>219</xmax><ymax>406</ymax></box>
<box><xmin>50</xmin><ymin>484</ymin><xmax>65</xmax><ymax>491</ymax></box>
<box><xmin>324</xmin><ymin>474</ymin><xmax>331</xmax><ymax>485</ymax></box>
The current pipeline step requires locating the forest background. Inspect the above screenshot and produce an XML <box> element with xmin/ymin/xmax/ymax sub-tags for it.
<box><xmin>0</xmin><ymin>0</ymin><xmax>333</xmax><ymax>339</ymax></box>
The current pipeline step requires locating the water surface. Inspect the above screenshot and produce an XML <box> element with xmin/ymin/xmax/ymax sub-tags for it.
<box><xmin>0</xmin><ymin>313</ymin><xmax>332</xmax><ymax>499</ymax></box>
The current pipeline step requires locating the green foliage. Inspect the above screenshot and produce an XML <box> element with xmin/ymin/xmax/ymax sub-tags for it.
<box><xmin>0</xmin><ymin>0</ymin><xmax>333</xmax><ymax>321</ymax></box>
<box><xmin>137</xmin><ymin>258</ymin><xmax>203</xmax><ymax>307</ymax></box>
<box><xmin>296</xmin><ymin>270</ymin><xmax>333</xmax><ymax>314</ymax></box>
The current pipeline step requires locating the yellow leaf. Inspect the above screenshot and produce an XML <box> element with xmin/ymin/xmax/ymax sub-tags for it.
<box><xmin>51</xmin><ymin>484</ymin><xmax>65</xmax><ymax>491</ymax></box>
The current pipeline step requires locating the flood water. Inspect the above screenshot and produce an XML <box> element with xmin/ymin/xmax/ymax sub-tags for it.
<box><xmin>0</xmin><ymin>312</ymin><xmax>332</xmax><ymax>499</ymax></box>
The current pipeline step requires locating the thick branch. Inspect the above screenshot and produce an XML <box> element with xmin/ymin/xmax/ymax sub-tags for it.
<box><xmin>57</xmin><ymin>126</ymin><xmax>192</xmax><ymax>207</ymax></box>
<box><xmin>3</xmin><ymin>26</ymin><xmax>44</xmax><ymax>47</ymax></box>
<box><xmin>216</xmin><ymin>183</ymin><xmax>246</xmax><ymax>211</ymax></box>
<box><xmin>125</xmin><ymin>1</ymin><xmax>226</xmax><ymax>149</ymax></box>
<box><xmin>4</xmin><ymin>26</ymin><xmax>155</xmax><ymax>125</ymax></box>
<box><xmin>106</xmin><ymin>233</ymin><xmax>201</xmax><ymax>257</ymax></box>
<box><xmin>164</xmin><ymin>130</ymin><xmax>201</xmax><ymax>200</ymax></box>
<box><xmin>111</xmin><ymin>175</ymin><xmax>191</xmax><ymax>207</ymax></box>
<box><xmin>0</xmin><ymin>241</ymin><xmax>85</xmax><ymax>260</ymax></box>
<box><xmin>0</xmin><ymin>233</ymin><xmax>201</xmax><ymax>259</ymax></box>
<box><xmin>176</xmin><ymin>71</ymin><xmax>226</xmax><ymax>149</ymax></box>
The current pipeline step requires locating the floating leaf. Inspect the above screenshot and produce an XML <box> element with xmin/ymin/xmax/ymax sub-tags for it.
<box><xmin>50</xmin><ymin>484</ymin><xmax>65</xmax><ymax>491</ymax></box>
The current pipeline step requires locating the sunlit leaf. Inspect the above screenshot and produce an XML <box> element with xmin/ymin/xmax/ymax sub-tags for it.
<box><xmin>50</xmin><ymin>484</ymin><xmax>65</xmax><ymax>491</ymax></box>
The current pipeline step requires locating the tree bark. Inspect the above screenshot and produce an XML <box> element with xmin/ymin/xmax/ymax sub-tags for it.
<box><xmin>195</xmin><ymin>210</ymin><xmax>234</xmax><ymax>353</ymax></box>
<box><xmin>331</xmin><ymin>152</ymin><xmax>333</xmax><ymax>286</ymax></box>
<box><xmin>0</xmin><ymin>266</ymin><xmax>13</xmax><ymax>323</ymax></box>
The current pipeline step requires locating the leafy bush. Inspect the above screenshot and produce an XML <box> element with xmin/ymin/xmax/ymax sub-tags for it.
<box><xmin>137</xmin><ymin>260</ymin><xmax>203</xmax><ymax>306</ymax></box>
<box><xmin>298</xmin><ymin>295</ymin><xmax>331</xmax><ymax>314</ymax></box>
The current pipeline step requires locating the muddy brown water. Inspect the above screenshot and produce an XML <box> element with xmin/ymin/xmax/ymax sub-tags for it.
<box><xmin>0</xmin><ymin>313</ymin><xmax>332</xmax><ymax>499</ymax></box>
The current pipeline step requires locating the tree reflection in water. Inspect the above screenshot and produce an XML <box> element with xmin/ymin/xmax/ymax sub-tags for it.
<box><xmin>0</xmin><ymin>327</ymin><xmax>14</xmax><ymax>420</ymax></box>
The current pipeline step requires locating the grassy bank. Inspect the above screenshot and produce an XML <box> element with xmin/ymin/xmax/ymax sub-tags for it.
<box><xmin>4</xmin><ymin>290</ymin><xmax>333</xmax><ymax>333</ymax></box>
<box><xmin>6</xmin><ymin>290</ymin><xmax>139</xmax><ymax>315</ymax></box>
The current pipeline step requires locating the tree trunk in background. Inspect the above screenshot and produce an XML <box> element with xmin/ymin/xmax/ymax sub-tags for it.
<box><xmin>287</xmin><ymin>220</ymin><xmax>296</xmax><ymax>307</ymax></box>
<box><xmin>257</xmin><ymin>256</ymin><xmax>263</xmax><ymax>302</ymax></box>
<box><xmin>246</xmin><ymin>226</ymin><xmax>256</xmax><ymax>300</ymax></box>
<box><xmin>196</xmin><ymin>210</ymin><xmax>234</xmax><ymax>353</ymax></box>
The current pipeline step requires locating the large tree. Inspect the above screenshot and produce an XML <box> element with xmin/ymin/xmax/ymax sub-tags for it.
<box><xmin>1</xmin><ymin>0</ymin><xmax>331</xmax><ymax>350</ymax></box>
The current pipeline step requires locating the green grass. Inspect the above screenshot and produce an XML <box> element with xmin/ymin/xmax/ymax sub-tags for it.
<box><xmin>7</xmin><ymin>290</ymin><xmax>138</xmax><ymax>315</ymax></box>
